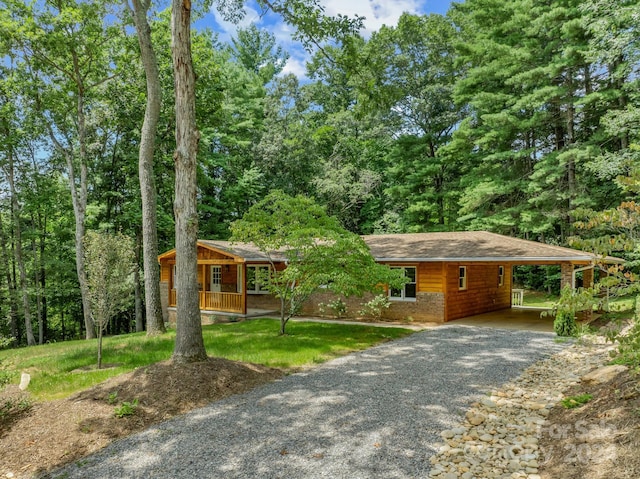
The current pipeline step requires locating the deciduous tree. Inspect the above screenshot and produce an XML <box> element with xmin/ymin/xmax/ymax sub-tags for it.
<box><xmin>84</xmin><ymin>231</ymin><xmax>135</xmax><ymax>369</ymax></box>
<box><xmin>230</xmin><ymin>191</ymin><xmax>405</xmax><ymax>335</ymax></box>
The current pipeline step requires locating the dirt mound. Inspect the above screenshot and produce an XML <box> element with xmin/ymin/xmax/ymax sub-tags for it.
<box><xmin>0</xmin><ymin>357</ymin><xmax>282</xmax><ymax>478</ymax></box>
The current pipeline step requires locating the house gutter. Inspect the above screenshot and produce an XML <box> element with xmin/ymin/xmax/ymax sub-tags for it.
<box><xmin>374</xmin><ymin>256</ymin><xmax>597</xmax><ymax>263</ymax></box>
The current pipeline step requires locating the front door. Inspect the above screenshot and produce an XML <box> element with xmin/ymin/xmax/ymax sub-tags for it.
<box><xmin>210</xmin><ymin>266</ymin><xmax>222</xmax><ymax>293</ymax></box>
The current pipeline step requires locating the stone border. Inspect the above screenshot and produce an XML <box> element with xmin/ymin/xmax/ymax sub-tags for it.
<box><xmin>428</xmin><ymin>337</ymin><xmax>614</xmax><ymax>479</ymax></box>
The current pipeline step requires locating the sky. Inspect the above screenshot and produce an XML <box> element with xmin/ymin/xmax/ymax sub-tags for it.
<box><xmin>198</xmin><ymin>0</ymin><xmax>454</xmax><ymax>79</ymax></box>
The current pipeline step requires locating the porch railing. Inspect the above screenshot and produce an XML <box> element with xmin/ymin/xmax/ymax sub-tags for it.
<box><xmin>512</xmin><ymin>288</ymin><xmax>524</xmax><ymax>306</ymax></box>
<box><xmin>200</xmin><ymin>291</ymin><xmax>243</xmax><ymax>313</ymax></box>
<box><xmin>169</xmin><ymin>290</ymin><xmax>243</xmax><ymax>314</ymax></box>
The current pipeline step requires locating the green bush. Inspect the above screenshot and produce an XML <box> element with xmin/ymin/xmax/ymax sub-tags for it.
<box><xmin>610</xmin><ymin>295</ymin><xmax>640</xmax><ymax>367</ymax></box>
<box><xmin>318</xmin><ymin>299</ymin><xmax>347</xmax><ymax>318</ymax></box>
<box><xmin>114</xmin><ymin>398</ymin><xmax>139</xmax><ymax>418</ymax></box>
<box><xmin>358</xmin><ymin>295</ymin><xmax>391</xmax><ymax>320</ymax></box>
<box><xmin>554</xmin><ymin>310</ymin><xmax>577</xmax><ymax>337</ymax></box>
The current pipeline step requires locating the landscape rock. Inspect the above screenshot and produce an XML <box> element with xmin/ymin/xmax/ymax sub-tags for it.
<box><xmin>581</xmin><ymin>364</ymin><xmax>628</xmax><ymax>385</ymax></box>
<box><xmin>18</xmin><ymin>373</ymin><xmax>30</xmax><ymax>391</ymax></box>
<box><xmin>427</xmin><ymin>337</ymin><xmax>611</xmax><ymax>479</ymax></box>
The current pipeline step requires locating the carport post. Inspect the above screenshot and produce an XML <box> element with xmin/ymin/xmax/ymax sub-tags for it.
<box><xmin>560</xmin><ymin>263</ymin><xmax>574</xmax><ymax>289</ymax></box>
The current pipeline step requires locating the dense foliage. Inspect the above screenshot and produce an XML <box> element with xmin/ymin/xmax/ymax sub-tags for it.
<box><xmin>0</xmin><ymin>0</ymin><xmax>638</xmax><ymax>345</ymax></box>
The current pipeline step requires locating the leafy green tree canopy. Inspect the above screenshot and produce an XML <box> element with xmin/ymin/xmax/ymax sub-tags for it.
<box><xmin>230</xmin><ymin>191</ymin><xmax>405</xmax><ymax>334</ymax></box>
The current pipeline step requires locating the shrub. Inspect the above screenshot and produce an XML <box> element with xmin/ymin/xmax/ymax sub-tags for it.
<box><xmin>327</xmin><ymin>299</ymin><xmax>347</xmax><ymax>318</ymax></box>
<box><xmin>0</xmin><ymin>359</ymin><xmax>15</xmax><ymax>388</ymax></box>
<box><xmin>114</xmin><ymin>398</ymin><xmax>139</xmax><ymax>418</ymax></box>
<box><xmin>318</xmin><ymin>299</ymin><xmax>347</xmax><ymax>318</ymax></box>
<box><xmin>0</xmin><ymin>396</ymin><xmax>31</xmax><ymax>420</ymax></box>
<box><xmin>554</xmin><ymin>310</ymin><xmax>577</xmax><ymax>337</ymax></box>
<box><xmin>358</xmin><ymin>295</ymin><xmax>391</xmax><ymax>320</ymax></box>
<box><xmin>610</xmin><ymin>295</ymin><xmax>640</xmax><ymax>367</ymax></box>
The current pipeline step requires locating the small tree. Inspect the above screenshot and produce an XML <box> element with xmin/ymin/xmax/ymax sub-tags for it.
<box><xmin>230</xmin><ymin>191</ymin><xmax>406</xmax><ymax>335</ymax></box>
<box><xmin>84</xmin><ymin>231</ymin><xmax>136</xmax><ymax>368</ymax></box>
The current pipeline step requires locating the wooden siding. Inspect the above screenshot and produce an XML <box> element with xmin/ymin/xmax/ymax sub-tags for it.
<box><xmin>418</xmin><ymin>262</ymin><xmax>444</xmax><ymax>293</ymax></box>
<box><xmin>197</xmin><ymin>245</ymin><xmax>234</xmax><ymax>260</ymax></box>
<box><xmin>160</xmin><ymin>263</ymin><xmax>171</xmax><ymax>282</ymax></box>
<box><xmin>445</xmin><ymin>263</ymin><xmax>512</xmax><ymax>321</ymax></box>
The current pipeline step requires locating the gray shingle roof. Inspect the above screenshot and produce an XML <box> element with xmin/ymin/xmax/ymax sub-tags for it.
<box><xmin>362</xmin><ymin>231</ymin><xmax>607</xmax><ymax>263</ymax></box>
<box><xmin>198</xmin><ymin>240</ymin><xmax>287</xmax><ymax>262</ymax></box>
<box><xmin>157</xmin><ymin>231</ymin><xmax>620</xmax><ymax>264</ymax></box>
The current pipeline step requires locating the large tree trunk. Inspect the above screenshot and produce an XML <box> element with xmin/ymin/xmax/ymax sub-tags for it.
<box><xmin>128</xmin><ymin>0</ymin><xmax>166</xmax><ymax>336</ymax></box>
<box><xmin>171</xmin><ymin>0</ymin><xmax>207</xmax><ymax>363</ymax></box>
<box><xmin>64</xmin><ymin>142</ymin><xmax>93</xmax><ymax>339</ymax></box>
<box><xmin>6</xmin><ymin>149</ymin><xmax>36</xmax><ymax>346</ymax></box>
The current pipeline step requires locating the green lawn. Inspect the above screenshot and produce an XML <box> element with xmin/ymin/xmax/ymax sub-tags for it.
<box><xmin>522</xmin><ymin>290</ymin><xmax>636</xmax><ymax>314</ymax></box>
<box><xmin>0</xmin><ymin>319</ymin><xmax>414</xmax><ymax>401</ymax></box>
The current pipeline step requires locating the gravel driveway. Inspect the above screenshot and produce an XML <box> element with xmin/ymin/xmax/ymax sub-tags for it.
<box><xmin>50</xmin><ymin>325</ymin><xmax>564</xmax><ymax>479</ymax></box>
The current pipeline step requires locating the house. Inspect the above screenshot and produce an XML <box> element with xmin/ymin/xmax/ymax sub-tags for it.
<box><xmin>158</xmin><ymin>231</ymin><xmax>617</xmax><ymax>324</ymax></box>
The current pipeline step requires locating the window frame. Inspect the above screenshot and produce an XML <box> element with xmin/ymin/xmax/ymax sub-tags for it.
<box><xmin>498</xmin><ymin>265</ymin><xmax>504</xmax><ymax>287</ymax></box>
<box><xmin>246</xmin><ymin>265</ymin><xmax>271</xmax><ymax>294</ymax></box>
<box><xmin>459</xmin><ymin>266</ymin><xmax>467</xmax><ymax>291</ymax></box>
<box><xmin>388</xmin><ymin>266</ymin><xmax>417</xmax><ymax>302</ymax></box>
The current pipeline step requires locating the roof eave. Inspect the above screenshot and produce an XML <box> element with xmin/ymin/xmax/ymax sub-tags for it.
<box><xmin>374</xmin><ymin>256</ymin><xmax>598</xmax><ymax>263</ymax></box>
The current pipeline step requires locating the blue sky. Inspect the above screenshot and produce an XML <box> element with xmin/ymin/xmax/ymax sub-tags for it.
<box><xmin>198</xmin><ymin>0</ymin><xmax>453</xmax><ymax>78</ymax></box>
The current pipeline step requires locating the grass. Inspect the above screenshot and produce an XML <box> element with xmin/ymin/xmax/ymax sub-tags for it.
<box><xmin>0</xmin><ymin>318</ymin><xmax>414</xmax><ymax>401</ymax></box>
<box><xmin>521</xmin><ymin>290</ymin><xmax>635</xmax><ymax>312</ymax></box>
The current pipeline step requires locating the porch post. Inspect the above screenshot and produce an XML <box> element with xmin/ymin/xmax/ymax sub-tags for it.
<box><xmin>560</xmin><ymin>263</ymin><xmax>573</xmax><ymax>289</ymax></box>
<box><xmin>583</xmin><ymin>266</ymin><xmax>594</xmax><ymax>288</ymax></box>
<box><xmin>241</xmin><ymin>264</ymin><xmax>247</xmax><ymax>315</ymax></box>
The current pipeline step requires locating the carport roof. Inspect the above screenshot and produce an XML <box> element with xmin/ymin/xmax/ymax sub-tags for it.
<box><xmin>362</xmin><ymin>231</ymin><xmax>622</xmax><ymax>264</ymax></box>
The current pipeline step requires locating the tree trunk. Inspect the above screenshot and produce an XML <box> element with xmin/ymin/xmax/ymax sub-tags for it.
<box><xmin>135</xmin><ymin>230</ymin><xmax>144</xmax><ymax>332</ymax></box>
<box><xmin>7</xmin><ymin>152</ymin><xmax>36</xmax><ymax>346</ymax></box>
<box><xmin>171</xmin><ymin>0</ymin><xmax>207</xmax><ymax>363</ymax></box>
<box><xmin>97</xmin><ymin>327</ymin><xmax>103</xmax><ymax>369</ymax></box>
<box><xmin>31</xmin><ymin>227</ymin><xmax>44</xmax><ymax>344</ymax></box>
<box><xmin>279</xmin><ymin>296</ymin><xmax>287</xmax><ymax>335</ymax></box>
<box><xmin>0</xmin><ymin>212</ymin><xmax>19</xmax><ymax>342</ymax></box>
<box><xmin>39</xmin><ymin>218</ymin><xmax>47</xmax><ymax>343</ymax></box>
<box><xmin>66</xmin><ymin>150</ymin><xmax>93</xmax><ymax>339</ymax></box>
<box><xmin>128</xmin><ymin>0</ymin><xmax>166</xmax><ymax>336</ymax></box>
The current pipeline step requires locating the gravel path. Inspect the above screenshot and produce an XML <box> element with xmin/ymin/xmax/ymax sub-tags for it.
<box><xmin>50</xmin><ymin>326</ymin><xmax>565</xmax><ymax>479</ymax></box>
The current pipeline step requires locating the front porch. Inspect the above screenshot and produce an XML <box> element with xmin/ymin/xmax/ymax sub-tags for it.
<box><xmin>168</xmin><ymin>289</ymin><xmax>244</xmax><ymax>314</ymax></box>
<box><xmin>159</xmin><ymin>240</ymin><xmax>286</xmax><ymax>323</ymax></box>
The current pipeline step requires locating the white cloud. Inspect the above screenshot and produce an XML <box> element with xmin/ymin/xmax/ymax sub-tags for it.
<box><xmin>206</xmin><ymin>1</ymin><xmax>429</xmax><ymax>80</ymax></box>
<box><xmin>209</xmin><ymin>4</ymin><xmax>261</xmax><ymax>42</ymax></box>
<box><xmin>321</xmin><ymin>0</ymin><xmax>423</xmax><ymax>35</ymax></box>
<box><xmin>281</xmin><ymin>56</ymin><xmax>308</xmax><ymax>79</ymax></box>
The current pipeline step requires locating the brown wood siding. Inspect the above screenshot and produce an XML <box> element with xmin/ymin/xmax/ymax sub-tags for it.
<box><xmin>160</xmin><ymin>263</ymin><xmax>171</xmax><ymax>282</ymax></box>
<box><xmin>198</xmin><ymin>246</ymin><xmax>234</xmax><ymax>260</ymax></box>
<box><xmin>445</xmin><ymin>262</ymin><xmax>512</xmax><ymax>321</ymax></box>
<box><xmin>418</xmin><ymin>262</ymin><xmax>444</xmax><ymax>292</ymax></box>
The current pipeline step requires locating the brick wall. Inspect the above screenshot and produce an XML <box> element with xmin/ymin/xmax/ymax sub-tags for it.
<box><xmin>247</xmin><ymin>293</ymin><xmax>281</xmax><ymax>311</ymax></box>
<box><xmin>299</xmin><ymin>291</ymin><xmax>446</xmax><ymax>322</ymax></box>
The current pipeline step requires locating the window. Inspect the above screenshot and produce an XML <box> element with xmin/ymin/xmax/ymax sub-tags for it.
<box><xmin>246</xmin><ymin>265</ymin><xmax>270</xmax><ymax>294</ymax></box>
<box><xmin>459</xmin><ymin>266</ymin><xmax>467</xmax><ymax>290</ymax></box>
<box><xmin>389</xmin><ymin>266</ymin><xmax>417</xmax><ymax>301</ymax></box>
<box><xmin>498</xmin><ymin>265</ymin><xmax>504</xmax><ymax>287</ymax></box>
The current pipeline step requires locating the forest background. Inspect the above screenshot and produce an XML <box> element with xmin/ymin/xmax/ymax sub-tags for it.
<box><xmin>0</xmin><ymin>0</ymin><xmax>638</xmax><ymax>346</ymax></box>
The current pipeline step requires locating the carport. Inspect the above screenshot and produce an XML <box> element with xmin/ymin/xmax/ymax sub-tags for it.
<box><xmin>451</xmin><ymin>307</ymin><xmax>555</xmax><ymax>332</ymax></box>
